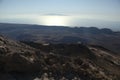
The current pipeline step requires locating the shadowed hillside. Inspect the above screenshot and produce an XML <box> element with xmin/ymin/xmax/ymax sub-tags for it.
<box><xmin>0</xmin><ymin>23</ymin><xmax>120</xmax><ymax>54</ymax></box>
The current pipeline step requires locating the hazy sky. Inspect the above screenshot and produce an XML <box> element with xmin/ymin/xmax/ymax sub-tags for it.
<box><xmin>0</xmin><ymin>0</ymin><xmax>120</xmax><ymax>30</ymax></box>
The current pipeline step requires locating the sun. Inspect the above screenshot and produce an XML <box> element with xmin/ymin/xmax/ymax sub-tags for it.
<box><xmin>42</xmin><ymin>16</ymin><xmax>67</xmax><ymax>26</ymax></box>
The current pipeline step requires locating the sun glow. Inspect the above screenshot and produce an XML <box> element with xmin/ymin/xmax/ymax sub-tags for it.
<box><xmin>42</xmin><ymin>16</ymin><xmax>68</xmax><ymax>26</ymax></box>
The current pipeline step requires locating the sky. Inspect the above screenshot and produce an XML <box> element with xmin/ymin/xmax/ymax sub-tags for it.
<box><xmin>0</xmin><ymin>0</ymin><xmax>120</xmax><ymax>30</ymax></box>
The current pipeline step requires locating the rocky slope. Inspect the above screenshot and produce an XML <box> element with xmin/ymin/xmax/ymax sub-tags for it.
<box><xmin>0</xmin><ymin>35</ymin><xmax>120</xmax><ymax>80</ymax></box>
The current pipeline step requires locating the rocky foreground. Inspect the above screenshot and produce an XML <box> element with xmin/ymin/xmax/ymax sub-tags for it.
<box><xmin>0</xmin><ymin>35</ymin><xmax>120</xmax><ymax>80</ymax></box>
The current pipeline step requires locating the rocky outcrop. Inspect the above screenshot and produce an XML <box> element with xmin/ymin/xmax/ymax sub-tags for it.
<box><xmin>0</xmin><ymin>35</ymin><xmax>39</xmax><ymax>72</ymax></box>
<box><xmin>0</xmin><ymin>35</ymin><xmax>120</xmax><ymax>80</ymax></box>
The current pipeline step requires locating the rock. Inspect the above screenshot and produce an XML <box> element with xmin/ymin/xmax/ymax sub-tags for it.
<box><xmin>0</xmin><ymin>35</ymin><xmax>119</xmax><ymax>80</ymax></box>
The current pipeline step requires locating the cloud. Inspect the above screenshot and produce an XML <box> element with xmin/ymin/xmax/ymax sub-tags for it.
<box><xmin>43</xmin><ymin>13</ymin><xmax>68</xmax><ymax>16</ymax></box>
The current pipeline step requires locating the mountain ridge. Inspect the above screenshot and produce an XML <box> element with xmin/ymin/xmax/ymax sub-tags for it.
<box><xmin>0</xmin><ymin>23</ymin><xmax>120</xmax><ymax>54</ymax></box>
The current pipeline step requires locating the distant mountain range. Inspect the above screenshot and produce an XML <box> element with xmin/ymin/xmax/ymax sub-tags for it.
<box><xmin>0</xmin><ymin>23</ymin><xmax>120</xmax><ymax>54</ymax></box>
